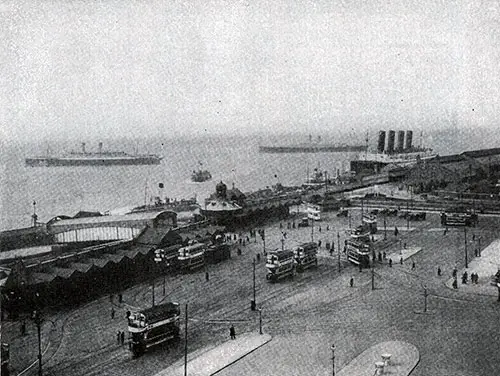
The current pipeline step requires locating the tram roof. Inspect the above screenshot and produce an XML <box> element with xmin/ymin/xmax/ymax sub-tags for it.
<box><xmin>137</xmin><ymin>302</ymin><xmax>180</xmax><ymax>320</ymax></box>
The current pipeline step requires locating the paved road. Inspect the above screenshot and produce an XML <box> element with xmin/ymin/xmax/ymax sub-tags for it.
<box><xmin>5</xmin><ymin>210</ymin><xmax>500</xmax><ymax>376</ymax></box>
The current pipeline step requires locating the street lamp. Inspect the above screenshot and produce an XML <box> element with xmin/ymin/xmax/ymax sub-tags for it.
<box><xmin>258</xmin><ymin>308</ymin><xmax>263</xmax><ymax>334</ymax></box>
<box><xmin>331</xmin><ymin>344</ymin><xmax>335</xmax><ymax>376</ymax></box>
<box><xmin>32</xmin><ymin>310</ymin><xmax>43</xmax><ymax>376</ymax></box>
<box><xmin>251</xmin><ymin>258</ymin><xmax>256</xmax><ymax>311</ymax></box>
<box><xmin>337</xmin><ymin>232</ymin><xmax>341</xmax><ymax>272</ymax></box>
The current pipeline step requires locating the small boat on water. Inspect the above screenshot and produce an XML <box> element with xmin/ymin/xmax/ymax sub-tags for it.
<box><xmin>130</xmin><ymin>196</ymin><xmax>200</xmax><ymax>214</ymax></box>
<box><xmin>191</xmin><ymin>162</ymin><xmax>212</xmax><ymax>182</ymax></box>
<box><xmin>192</xmin><ymin>170</ymin><xmax>212</xmax><ymax>182</ymax></box>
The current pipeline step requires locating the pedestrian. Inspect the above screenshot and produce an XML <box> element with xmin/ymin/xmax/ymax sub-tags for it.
<box><xmin>280</xmin><ymin>222</ymin><xmax>283</xmax><ymax>229</ymax></box>
<box><xmin>452</xmin><ymin>268</ymin><xmax>457</xmax><ymax>278</ymax></box>
<box><xmin>239</xmin><ymin>238</ymin><xmax>242</xmax><ymax>245</ymax></box>
<box><xmin>400</xmin><ymin>257</ymin><xmax>403</xmax><ymax>265</ymax></box>
<box><xmin>383</xmin><ymin>251</ymin><xmax>386</xmax><ymax>260</ymax></box>
<box><xmin>394</xmin><ymin>227</ymin><xmax>399</xmax><ymax>236</ymax></box>
<box><xmin>326</xmin><ymin>225</ymin><xmax>330</xmax><ymax>231</ymax></box>
<box><xmin>403</xmin><ymin>242</ymin><xmax>407</xmax><ymax>249</ymax></box>
<box><xmin>437</xmin><ymin>267</ymin><xmax>442</xmax><ymax>276</ymax></box>
<box><xmin>256</xmin><ymin>253</ymin><xmax>261</xmax><ymax>262</ymax></box>
<box><xmin>412</xmin><ymin>261</ymin><xmax>415</xmax><ymax>270</ymax></box>
<box><xmin>319</xmin><ymin>226</ymin><xmax>321</xmax><ymax>233</ymax></box>
<box><xmin>292</xmin><ymin>221</ymin><xmax>296</xmax><ymax>229</ymax></box>
<box><xmin>120</xmin><ymin>331</ymin><xmax>125</xmax><ymax>345</ymax></box>
<box><xmin>126</xmin><ymin>310</ymin><xmax>131</xmax><ymax>319</ymax></box>
<box><xmin>472</xmin><ymin>234</ymin><xmax>476</xmax><ymax>241</ymax></box>
<box><xmin>246</xmin><ymin>236</ymin><xmax>250</xmax><ymax>242</ymax></box>
<box><xmin>389</xmin><ymin>258</ymin><xmax>392</xmax><ymax>267</ymax></box>
<box><xmin>111</xmin><ymin>307</ymin><xmax>115</xmax><ymax>319</ymax></box>
<box><xmin>475</xmin><ymin>273</ymin><xmax>479</xmax><ymax>284</ymax></box>
<box><xmin>452</xmin><ymin>278</ymin><xmax>458</xmax><ymax>289</ymax></box>
<box><xmin>462</xmin><ymin>271</ymin><xmax>468</xmax><ymax>284</ymax></box>
<box><xmin>205</xmin><ymin>271</ymin><xmax>209</xmax><ymax>282</ymax></box>
<box><xmin>20</xmin><ymin>320</ymin><xmax>26</xmax><ymax>336</ymax></box>
<box><xmin>117</xmin><ymin>331</ymin><xmax>121</xmax><ymax>344</ymax></box>
<box><xmin>350</xmin><ymin>277</ymin><xmax>354</xmax><ymax>287</ymax></box>
<box><xmin>237</xmin><ymin>248</ymin><xmax>242</xmax><ymax>255</ymax></box>
<box><xmin>378</xmin><ymin>252</ymin><xmax>382</xmax><ymax>262</ymax></box>
<box><xmin>329</xmin><ymin>248</ymin><xmax>334</xmax><ymax>256</ymax></box>
<box><xmin>318</xmin><ymin>240</ymin><xmax>322</xmax><ymax>248</ymax></box>
<box><xmin>287</xmin><ymin>222</ymin><xmax>291</xmax><ymax>229</ymax></box>
<box><xmin>230</xmin><ymin>324</ymin><xmax>236</xmax><ymax>340</ymax></box>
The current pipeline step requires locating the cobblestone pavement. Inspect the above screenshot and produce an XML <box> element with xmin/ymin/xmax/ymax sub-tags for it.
<box><xmin>6</xmin><ymin>210</ymin><xmax>500</xmax><ymax>376</ymax></box>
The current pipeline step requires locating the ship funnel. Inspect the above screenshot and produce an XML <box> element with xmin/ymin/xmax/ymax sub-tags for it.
<box><xmin>405</xmin><ymin>130</ymin><xmax>413</xmax><ymax>150</ymax></box>
<box><xmin>81</xmin><ymin>142</ymin><xmax>86</xmax><ymax>154</ymax></box>
<box><xmin>397</xmin><ymin>130</ymin><xmax>405</xmax><ymax>151</ymax></box>
<box><xmin>377</xmin><ymin>131</ymin><xmax>386</xmax><ymax>153</ymax></box>
<box><xmin>386</xmin><ymin>130</ymin><xmax>395</xmax><ymax>154</ymax></box>
<box><xmin>98</xmin><ymin>142</ymin><xmax>103</xmax><ymax>153</ymax></box>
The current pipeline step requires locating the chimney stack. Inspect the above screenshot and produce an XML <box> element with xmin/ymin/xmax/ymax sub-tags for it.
<box><xmin>405</xmin><ymin>130</ymin><xmax>413</xmax><ymax>150</ymax></box>
<box><xmin>387</xmin><ymin>130</ymin><xmax>395</xmax><ymax>154</ymax></box>
<box><xmin>397</xmin><ymin>130</ymin><xmax>405</xmax><ymax>151</ymax></box>
<box><xmin>377</xmin><ymin>131</ymin><xmax>386</xmax><ymax>153</ymax></box>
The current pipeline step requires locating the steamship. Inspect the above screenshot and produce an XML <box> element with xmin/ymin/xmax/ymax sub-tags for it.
<box><xmin>350</xmin><ymin>130</ymin><xmax>436</xmax><ymax>174</ymax></box>
<box><xmin>25</xmin><ymin>143</ymin><xmax>162</xmax><ymax>167</ymax></box>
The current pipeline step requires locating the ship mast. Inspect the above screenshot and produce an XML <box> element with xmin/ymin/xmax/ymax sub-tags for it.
<box><xmin>365</xmin><ymin>131</ymin><xmax>369</xmax><ymax>160</ymax></box>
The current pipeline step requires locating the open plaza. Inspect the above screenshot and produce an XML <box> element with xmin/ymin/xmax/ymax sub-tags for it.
<box><xmin>3</xmin><ymin>202</ymin><xmax>500</xmax><ymax>376</ymax></box>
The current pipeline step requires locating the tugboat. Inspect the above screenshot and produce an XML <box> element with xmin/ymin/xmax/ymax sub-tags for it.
<box><xmin>191</xmin><ymin>162</ymin><xmax>212</xmax><ymax>182</ymax></box>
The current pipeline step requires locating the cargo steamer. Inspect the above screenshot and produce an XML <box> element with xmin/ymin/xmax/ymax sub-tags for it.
<box><xmin>259</xmin><ymin>144</ymin><xmax>366</xmax><ymax>153</ymax></box>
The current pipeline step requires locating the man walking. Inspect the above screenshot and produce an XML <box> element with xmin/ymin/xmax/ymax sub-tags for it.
<box><xmin>230</xmin><ymin>324</ymin><xmax>236</xmax><ymax>340</ymax></box>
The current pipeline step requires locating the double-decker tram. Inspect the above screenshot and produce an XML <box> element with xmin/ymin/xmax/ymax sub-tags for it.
<box><xmin>441</xmin><ymin>210</ymin><xmax>478</xmax><ymax>227</ymax></box>
<box><xmin>293</xmin><ymin>242</ymin><xmax>318</xmax><ymax>272</ymax></box>
<box><xmin>362</xmin><ymin>213</ymin><xmax>377</xmax><ymax>234</ymax></box>
<box><xmin>127</xmin><ymin>302</ymin><xmax>181</xmax><ymax>356</ymax></box>
<box><xmin>177</xmin><ymin>243</ymin><xmax>206</xmax><ymax>271</ymax></box>
<box><xmin>266</xmin><ymin>249</ymin><xmax>295</xmax><ymax>282</ymax></box>
<box><xmin>346</xmin><ymin>225</ymin><xmax>371</xmax><ymax>268</ymax></box>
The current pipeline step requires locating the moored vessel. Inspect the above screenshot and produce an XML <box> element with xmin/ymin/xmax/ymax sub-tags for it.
<box><xmin>26</xmin><ymin>142</ymin><xmax>162</xmax><ymax>167</ymax></box>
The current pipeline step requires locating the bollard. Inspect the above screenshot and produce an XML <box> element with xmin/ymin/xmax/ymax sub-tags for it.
<box><xmin>381</xmin><ymin>353</ymin><xmax>391</xmax><ymax>367</ymax></box>
<box><xmin>375</xmin><ymin>361</ymin><xmax>385</xmax><ymax>375</ymax></box>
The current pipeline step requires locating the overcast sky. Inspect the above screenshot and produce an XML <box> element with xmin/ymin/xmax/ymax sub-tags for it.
<box><xmin>1</xmin><ymin>0</ymin><xmax>499</xmax><ymax>141</ymax></box>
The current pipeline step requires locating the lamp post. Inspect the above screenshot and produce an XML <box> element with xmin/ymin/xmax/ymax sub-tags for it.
<box><xmin>258</xmin><ymin>308</ymin><xmax>263</xmax><ymax>334</ymax></box>
<box><xmin>32</xmin><ymin>201</ymin><xmax>38</xmax><ymax>227</ymax></box>
<box><xmin>184</xmin><ymin>303</ymin><xmax>188</xmax><ymax>376</ymax></box>
<box><xmin>311</xmin><ymin>217</ymin><xmax>314</xmax><ymax>242</ymax></box>
<box><xmin>251</xmin><ymin>258</ymin><xmax>256</xmax><ymax>311</ymax></box>
<box><xmin>32</xmin><ymin>310</ymin><xmax>43</xmax><ymax>376</ymax></box>
<box><xmin>464</xmin><ymin>227</ymin><xmax>468</xmax><ymax>269</ymax></box>
<box><xmin>383</xmin><ymin>211</ymin><xmax>387</xmax><ymax>240</ymax></box>
<box><xmin>331</xmin><ymin>344</ymin><xmax>335</xmax><ymax>376</ymax></box>
<box><xmin>337</xmin><ymin>232</ymin><xmax>341</xmax><ymax>272</ymax></box>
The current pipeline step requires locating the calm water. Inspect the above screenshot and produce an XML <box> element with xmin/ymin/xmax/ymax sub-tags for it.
<box><xmin>1</xmin><ymin>127</ymin><xmax>498</xmax><ymax>231</ymax></box>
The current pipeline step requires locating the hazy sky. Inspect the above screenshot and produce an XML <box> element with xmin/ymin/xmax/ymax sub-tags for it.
<box><xmin>1</xmin><ymin>0</ymin><xmax>499</xmax><ymax>141</ymax></box>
